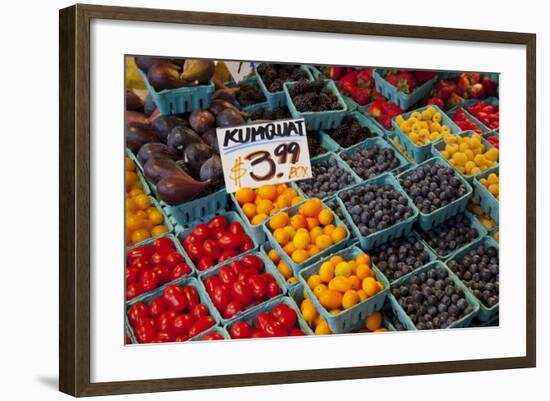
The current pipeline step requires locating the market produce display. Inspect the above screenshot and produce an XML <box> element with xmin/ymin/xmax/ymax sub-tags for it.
<box><xmin>124</xmin><ymin>57</ymin><xmax>501</xmax><ymax>344</ymax></box>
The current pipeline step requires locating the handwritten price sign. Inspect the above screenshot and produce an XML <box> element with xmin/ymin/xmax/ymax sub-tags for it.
<box><xmin>216</xmin><ymin>118</ymin><xmax>312</xmax><ymax>193</ymax></box>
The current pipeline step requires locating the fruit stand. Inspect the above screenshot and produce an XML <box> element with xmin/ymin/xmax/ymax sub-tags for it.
<box><xmin>125</xmin><ymin>57</ymin><xmax>500</xmax><ymax>344</ymax></box>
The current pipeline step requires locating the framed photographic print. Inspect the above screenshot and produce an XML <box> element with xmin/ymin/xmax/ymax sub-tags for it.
<box><xmin>59</xmin><ymin>3</ymin><xmax>536</xmax><ymax>397</ymax></box>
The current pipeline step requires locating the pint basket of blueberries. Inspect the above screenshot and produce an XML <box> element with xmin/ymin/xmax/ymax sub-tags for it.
<box><xmin>389</xmin><ymin>260</ymin><xmax>480</xmax><ymax>330</ymax></box>
<box><xmin>292</xmin><ymin>152</ymin><xmax>361</xmax><ymax>201</ymax></box>
<box><xmin>446</xmin><ymin>236</ymin><xmax>499</xmax><ymax>322</ymax></box>
<box><xmin>336</xmin><ymin>172</ymin><xmax>419</xmax><ymax>250</ymax></box>
<box><xmin>398</xmin><ymin>157</ymin><xmax>473</xmax><ymax>231</ymax></box>
<box><xmin>339</xmin><ymin>136</ymin><xmax>412</xmax><ymax>182</ymax></box>
<box><xmin>417</xmin><ymin>211</ymin><xmax>487</xmax><ymax>261</ymax></box>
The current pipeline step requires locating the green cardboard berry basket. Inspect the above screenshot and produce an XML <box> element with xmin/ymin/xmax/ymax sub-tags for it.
<box><xmin>321</xmin><ymin>110</ymin><xmax>383</xmax><ymax>150</ymax></box>
<box><xmin>444</xmin><ymin>236</ymin><xmax>499</xmax><ymax>322</ymax></box>
<box><xmin>392</xmin><ymin>104</ymin><xmax>460</xmax><ymax>163</ymax></box>
<box><xmin>198</xmin><ymin>251</ymin><xmax>287</xmax><ymax>326</ymax></box>
<box><xmin>338</xmin><ymin>136</ymin><xmax>412</xmax><ymax>182</ymax></box>
<box><xmin>335</xmin><ymin>172</ymin><xmax>419</xmax><ymax>250</ymax></box>
<box><xmin>139</xmin><ymin>70</ymin><xmax>214</xmax><ymax>115</ymax></box>
<box><xmin>255</xmin><ymin>64</ymin><xmax>313</xmax><ymax>108</ymax></box>
<box><xmin>174</xmin><ymin>211</ymin><xmax>259</xmax><ymax>274</ymax></box>
<box><xmin>224</xmin><ymin>295</ymin><xmax>313</xmax><ymax>337</ymax></box>
<box><xmin>262</xmin><ymin>198</ymin><xmax>351</xmax><ymax>277</ymax></box>
<box><xmin>298</xmin><ymin>245</ymin><xmax>389</xmax><ymax>333</ymax></box>
<box><xmin>291</xmin><ymin>151</ymin><xmax>362</xmax><ymax>202</ymax></box>
<box><xmin>373</xmin><ymin>69</ymin><xmax>438</xmax><ymax>110</ymax></box>
<box><xmin>397</xmin><ymin>157</ymin><xmax>473</xmax><ymax>232</ymax></box>
<box><xmin>431</xmin><ymin>130</ymin><xmax>499</xmax><ymax>184</ymax></box>
<box><xmin>473</xmin><ymin>166</ymin><xmax>499</xmax><ymax>224</ymax></box>
<box><xmin>415</xmin><ymin>210</ymin><xmax>487</xmax><ymax>261</ymax></box>
<box><xmin>369</xmin><ymin>231</ymin><xmax>438</xmax><ymax>287</ymax></box>
<box><xmin>126</xmin><ymin>276</ymin><xmax>220</xmax><ymax>344</ymax></box>
<box><xmin>284</xmin><ymin>80</ymin><xmax>348</xmax><ymax>131</ymax></box>
<box><xmin>388</xmin><ymin>261</ymin><xmax>481</xmax><ymax>330</ymax></box>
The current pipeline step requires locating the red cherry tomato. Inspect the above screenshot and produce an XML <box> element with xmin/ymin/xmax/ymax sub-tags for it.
<box><xmin>212</xmin><ymin>284</ymin><xmax>231</xmax><ymax>310</ymax></box>
<box><xmin>255</xmin><ymin>312</ymin><xmax>274</xmax><ymax>334</ymax></box>
<box><xmin>125</xmin><ymin>335</ymin><xmax>131</xmax><ymax>344</ymax></box>
<box><xmin>289</xmin><ymin>328</ymin><xmax>305</xmax><ymax>336</ymax></box>
<box><xmin>126</xmin><ymin>265</ymin><xmax>140</xmax><ymax>285</ymax></box>
<box><xmin>156</xmin><ymin>310</ymin><xmax>178</xmax><ymax>332</ymax></box>
<box><xmin>241</xmin><ymin>255</ymin><xmax>263</xmax><ymax>273</ymax></box>
<box><xmin>218</xmin><ymin>233</ymin><xmax>242</xmax><ymax>250</ymax></box>
<box><xmin>231</xmin><ymin>280</ymin><xmax>253</xmax><ymax>305</ymax></box>
<box><xmin>240</xmin><ymin>236</ymin><xmax>255</xmax><ymax>252</ymax></box>
<box><xmin>165</xmin><ymin>252</ymin><xmax>184</xmax><ymax>268</ymax></box>
<box><xmin>230</xmin><ymin>321</ymin><xmax>253</xmax><ymax>339</ymax></box>
<box><xmin>156</xmin><ymin>330</ymin><xmax>175</xmax><ymax>343</ymax></box>
<box><xmin>152</xmin><ymin>237</ymin><xmax>174</xmax><ymax>251</ymax></box>
<box><xmin>263</xmin><ymin>319</ymin><xmax>288</xmax><ymax>337</ymax></box>
<box><xmin>251</xmin><ymin>329</ymin><xmax>264</xmax><ymax>338</ymax></box>
<box><xmin>197</xmin><ymin>256</ymin><xmax>215</xmax><ymax>271</ymax></box>
<box><xmin>172</xmin><ymin>313</ymin><xmax>195</xmax><ymax>335</ymax></box>
<box><xmin>223</xmin><ymin>300</ymin><xmax>243</xmax><ymax>319</ymax></box>
<box><xmin>202</xmin><ymin>239</ymin><xmax>221</xmax><ymax>259</ymax></box>
<box><xmin>191</xmin><ymin>303</ymin><xmax>209</xmax><ymax>320</ymax></box>
<box><xmin>182</xmin><ymin>286</ymin><xmax>200</xmax><ymax>308</ymax></box>
<box><xmin>207</xmin><ymin>215</ymin><xmax>227</xmax><ymax>231</ymax></box>
<box><xmin>175</xmin><ymin>335</ymin><xmax>190</xmax><ymax>342</ymax></box>
<box><xmin>170</xmin><ymin>263</ymin><xmax>191</xmax><ymax>281</ymax></box>
<box><xmin>266</xmin><ymin>280</ymin><xmax>281</xmax><ymax>299</ymax></box>
<box><xmin>262</xmin><ymin>272</ymin><xmax>275</xmax><ymax>283</ymax></box>
<box><xmin>238</xmin><ymin>268</ymin><xmax>258</xmax><ymax>282</ymax></box>
<box><xmin>126</xmin><ymin>283</ymin><xmax>142</xmax><ymax>300</ymax></box>
<box><xmin>151</xmin><ymin>248</ymin><xmax>172</xmax><ymax>265</ymax></box>
<box><xmin>128</xmin><ymin>303</ymin><xmax>148</xmax><ymax>327</ymax></box>
<box><xmin>218</xmin><ymin>266</ymin><xmax>237</xmax><ymax>285</ymax></box>
<box><xmin>162</xmin><ymin>285</ymin><xmax>188</xmax><ymax>312</ymax></box>
<box><xmin>183</xmin><ymin>233</ymin><xmax>199</xmax><ymax>246</ymax></box>
<box><xmin>139</xmin><ymin>269</ymin><xmax>160</xmax><ymax>293</ymax></box>
<box><xmin>188</xmin><ymin>316</ymin><xmax>216</xmax><ymax>338</ymax></box>
<box><xmin>148</xmin><ymin>298</ymin><xmax>167</xmax><ymax>320</ymax></box>
<box><xmin>193</xmin><ymin>223</ymin><xmax>211</xmax><ymax>243</ymax></box>
<box><xmin>200</xmin><ymin>332</ymin><xmax>224</xmax><ymax>341</ymax></box>
<box><xmin>272</xmin><ymin>304</ymin><xmax>297</xmax><ymax>331</ymax></box>
<box><xmin>154</xmin><ymin>264</ymin><xmax>170</xmax><ymax>284</ymax></box>
<box><xmin>185</xmin><ymin>242</ymin><xmax>203</xmax><ymax>262</ymax></box>
<box><xmin>131</xmin><ymin>257</ymin><xmax>150</xmax><ymax>273</ymax></box>
<box><xmin>203</xmin><ymin>275</ymin><xmax>221</xmax><ymax>295</ymax></box>
<box><xmin>211</xmin><ymin>229</ymin><xmax>226</xmax><ymax>240</ymax></box>
<box><xmin>228</xmin><ymin>221</ymin><xmax>244</xmax><ymax>235</ymax></box>
<box><xmin>229</xmin><ymin>260</ymin><xmax>245</xmax><ymax>277</ymax></box>
<box><xmin>247</xmin><ymin>274</ymin><xmax>267</xmax><ymax>299</ymax></box>
<box><xmin>218</xmin><ymin>249</ymin><xmax>239</xmax><ymax>263</ymax></box>
<box><xmin>135</xmin><ymin>318</ymin><xmax>156</xmax><ymax>343</ymax></box>
<box><xmin>127</xmin><ymin>246</ymin><xmax>153</xmax><ymax>263</ymax></box>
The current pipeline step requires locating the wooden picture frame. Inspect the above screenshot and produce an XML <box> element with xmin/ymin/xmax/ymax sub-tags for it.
<box><xmin>59</xmin><ymin>3</ymin><xmax>536</xmax><ymax>397</ymax></box>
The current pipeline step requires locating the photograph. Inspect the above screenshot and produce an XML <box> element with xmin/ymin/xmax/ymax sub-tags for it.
<box><xmin>124</xmin><ymin>57</ymin><xmax>500</xmax><ymax>344</ymax></box>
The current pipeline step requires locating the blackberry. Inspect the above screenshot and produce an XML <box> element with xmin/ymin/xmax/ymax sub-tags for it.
<box><xmin>289</xmin><ymin>80</ymin><xmax>343</xmax><ymax>113</ymax></box>
<box><xmin>257</xmin><ymin>64</ymin><xmax>310</xmax><ymax>93</ymax></box>
<box><xmin>248</xmin><ymin>106</ymin><xmax>291</xmax><ymax>122</ymax></box>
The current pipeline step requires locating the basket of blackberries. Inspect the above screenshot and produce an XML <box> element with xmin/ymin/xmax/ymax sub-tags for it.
<box><xmin>336</xmin><ymin>172</ymin><xmax>419</xmax><ymax>250</ymax></box>
<box><xmin>339</xmin><ymin>136</ymin><xmax>411</xmax><ymax>181</ymax></box>
<box><xmin>324</xmin><ymin>112</ymin><xmax>378</xmax><ymax>149</ymax></box>
<box><xmin>417</xmin><ymin>211</ymin><xmax>487</xmax><ymax>260</ymax></box>
<box><xmin>224</xmin><ymin>76</ymin><xmax>267</xmax><ymax>109</ymax></box>
<box><xmin>389</xmin><ymin>261</ymin><xmax>480</xmax><ymax>330</ymax></box>
<box><xmin>293</xmin><ymin>152</ymin><xmax>361</xmax><ymax>201</ymax></box>
<box><xmin>398</xmin><ymin>157</ymin><xmax>472</xmax><ymax>231</ymax></box>
<box><xmin>247</xmin><ymin>105</ymin><xmax>292</xmax><ymax>122</ymax></box>
<box><xmin>255</xmin><ymin>63</ymin><xmax>313</xmax><ymax>107</ymax></box>
<box><xmin>446</xmin><ymin>237</ymin><xmax>499</xmax><ymax>322</ymax></box>
<box><xmin>369</xmin><ymin>232</ymin><xmax>436</xmax><ymax>284</ymax></box>
<box><xmin>284</xmin><ymin>80</ymin><xmax>348</xmax><ymax>130</ymax></box>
